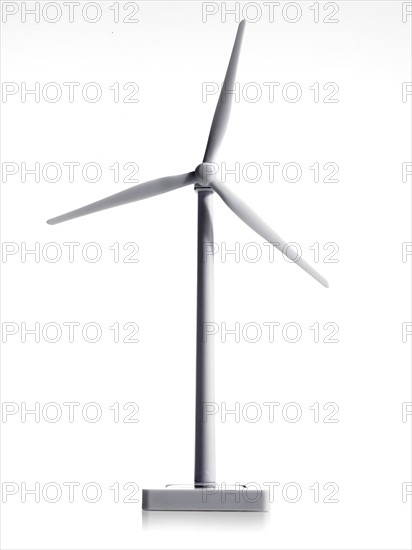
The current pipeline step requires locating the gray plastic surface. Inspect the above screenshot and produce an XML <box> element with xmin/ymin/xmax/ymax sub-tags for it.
<box><xmin>142</xmin><ymin>487</ymin><xmax>269</xmax><ymax>512</ymax></box>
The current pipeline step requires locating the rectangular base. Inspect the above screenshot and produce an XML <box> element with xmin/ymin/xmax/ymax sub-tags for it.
<box><xmin>142</xmin><ymin>485</ymin><xmax>269</xmax><ymax>512</ymax></box>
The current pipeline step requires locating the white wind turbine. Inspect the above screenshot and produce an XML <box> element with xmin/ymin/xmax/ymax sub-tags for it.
<box><xmin>47</xmin><ymin>20</ymin><xmax>328</xmax><ymax>511</ymax></box>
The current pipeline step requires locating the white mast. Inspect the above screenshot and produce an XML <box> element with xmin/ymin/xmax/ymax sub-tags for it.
<box><xmin>194</xmin><ymin>186</ymin><xmax>215</xmax><ymax>486</ymax></box>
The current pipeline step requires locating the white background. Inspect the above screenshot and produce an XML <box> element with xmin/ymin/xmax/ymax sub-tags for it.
<box><xmin>1</xmin><ymin>1</ymin><xmax>411</xmax><ymax>549</ymax></box>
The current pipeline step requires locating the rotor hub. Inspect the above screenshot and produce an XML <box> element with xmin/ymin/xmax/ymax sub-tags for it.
<box><xmin>195</xmin><ymin>162</ymin><xmax>218</xmax><ymax>187</ymax></box>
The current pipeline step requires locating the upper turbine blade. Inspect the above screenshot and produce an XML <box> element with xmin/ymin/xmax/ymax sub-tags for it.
<box><xmin>47</xmin><ymin>172</ymin><xmax>196</xmax><ymax>225</ymax></box>
<box><xmin>203</xmin><ymin>20</ymin><xmax>246</xmax><ymax>163</ymax></box>
<box><xmin>209</xmin><ymin>177</ymin><xmax>329</xmax><ymax>288</ymax></box>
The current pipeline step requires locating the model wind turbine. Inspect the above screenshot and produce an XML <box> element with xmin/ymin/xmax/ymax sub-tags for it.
<box><xmin>47</xmin><ymin>20</ymin><xmax>328</xmax><ymax>511</ymax></box>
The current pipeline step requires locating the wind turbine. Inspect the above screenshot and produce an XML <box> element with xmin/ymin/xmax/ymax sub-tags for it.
<box><xmin>47</xmin><ymin>20</ymin><xmax>328</xmax><ymax>511</ymax></box>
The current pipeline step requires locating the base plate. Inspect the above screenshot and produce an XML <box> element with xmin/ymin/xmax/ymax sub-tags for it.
<box><xmin>142</xmin><ymin>485</ymin><xmax>269</xmax><ymax>512</ymax></box>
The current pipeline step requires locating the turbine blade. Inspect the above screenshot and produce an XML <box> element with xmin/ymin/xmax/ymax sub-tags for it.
<box><xmin>47</xmin><ymin>172</ymin><xmax>196</xmax><ymax>225</ymax></box>
<box><xmin>209</xmin><ymin>177</ymin><xmax>329</xmax><ymax>288</ymax></box>
<box><xmin>203</xmin><ymin>20</ymin><xmax>246</xmax><ymax>163</ymax></box>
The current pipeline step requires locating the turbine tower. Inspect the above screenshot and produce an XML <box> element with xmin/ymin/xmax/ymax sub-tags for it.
<box><xmin>47</xmin><ymin>20</ymin><xmax>328</xmax><ymax>511</ymax></box>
